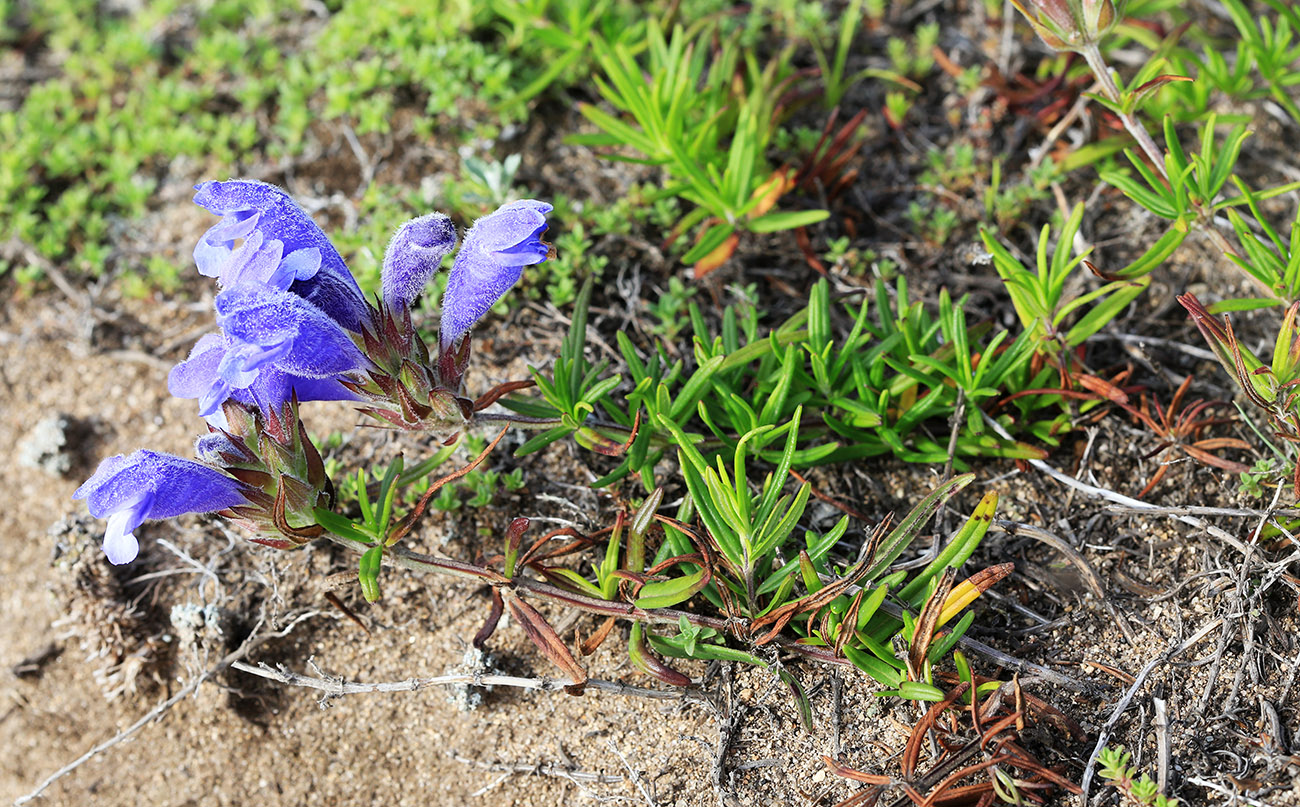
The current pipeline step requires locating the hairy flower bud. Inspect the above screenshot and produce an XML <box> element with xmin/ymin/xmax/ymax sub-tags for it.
<box><xmin>382</xmin><ymin>213</ymin><xmax>457</xmax><ymax>313</ymax></box>
<box><xmin>439</xmin><ymin>200</ymin><xmax>552</xmax><ymax>349</ymax></box>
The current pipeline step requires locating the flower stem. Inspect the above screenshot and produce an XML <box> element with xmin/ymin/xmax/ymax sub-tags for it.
<box><xmin>1078</xmin><ymin>44</ymin><xmax>1244</xmax><ymax>266</ymax></box>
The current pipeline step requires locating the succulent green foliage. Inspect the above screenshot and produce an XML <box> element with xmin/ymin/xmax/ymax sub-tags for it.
<box><xmin>509</xmin><ymin>276</ymin><xmax>1059</xmax><ymax>494</ymax></box>
<box><xmin>980</xmin><ymin>202</ymin><xmax>1151</xmax><ymax>352</ymax></box>
<box><xmin>648</xmin><ymin>486</ymin><xmax>1002</xmax><ymax>696</ymax></box>
<box><xmin>1222</xmin><ymin>179</ymin><xmax>1300</xmax><ymax>306</ymax></box>
<box><xmin>1</xmin><ymin>0</ymin><xmax>528</xmax><ymax>285</ymax></box>
<box><xmin>1218</xmin><ymin>0</ymin><xmax>1300</xmax><ymax>125</ymax></box>
<box><xmin>488</xmin><ymin>0</ymin><xmax>645</xmax><ymax>106</ymax></box>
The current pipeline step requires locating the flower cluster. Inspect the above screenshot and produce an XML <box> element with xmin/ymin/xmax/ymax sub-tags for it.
<box><xmin>76</xmin><ymin>180</ymin><xmax>551</xmax><ymax>564</ymax></box>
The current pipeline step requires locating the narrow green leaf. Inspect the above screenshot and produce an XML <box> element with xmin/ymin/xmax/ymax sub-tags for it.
<box><xmin>635</xmin><ymin>567</ymin><xmax>709</xmax><ymax>608</ymax></box>
<box><xmin>865</xmin><ymin>474</ymin><xmax>973</xmax><ymax>580</ymax></box>
<box><xmin>747</xmin><ymin>209</ymin><xmax>831</xmax><ymax>233</ymax></box>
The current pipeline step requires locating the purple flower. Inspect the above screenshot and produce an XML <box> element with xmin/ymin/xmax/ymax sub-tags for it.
<box><xmin>381</xmin><ymin>213</ymin><xmax>457</xmax><ymax>312</ymax></box>
<box><xmin>202</xmin><ymin>227</ymin><xmax>323</xmax><ymax>292</ymax></box>
<box><xmin>168</xmin><ymin>286</ymin><xmax>370</xmax><ymax>417</ymax></box>
<box><xmin>440</xmin><ymin>200</ymin><xmax>552</xmax><ymax>349</ymax></box>
<box><xmin>73</xmin><ymin>450</ymin><xmax>248</xmax><ymax>564</ymax></box>
<box><xmin>193</xmin><ymin>180</ymin><xmax>370</xmax><ymax>332</ymax></box>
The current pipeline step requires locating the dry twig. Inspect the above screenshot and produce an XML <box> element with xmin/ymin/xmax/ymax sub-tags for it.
<box><xmin>231</xmin><ymin>659</ymin><xmax>707</xmax><ymax>703</ymax></box>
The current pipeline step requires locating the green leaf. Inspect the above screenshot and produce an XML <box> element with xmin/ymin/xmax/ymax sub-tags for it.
<box><xmin>1206</xmin><ymin>297</ymin><xmax>1283</xmax><ymax>313</ymax></box>
<box><xmin>895</xmin><ymin>680</ymin><xmax>946</xmax><ymax>701</ymax></box>
<box><xmin>746</xmin><ymin>209</ymin><xmax>830</xmax><ymax>233</ymax></box>
<box><xmin>515</xmin><ymin>425</ymin><xmax>576</xmax><ymax>456</ymax></box>
<box><xmin>752</xmin><ymin>482</ymin><xmax>811</xmax><ymax>560</ymax></box>
<box><xmin>545</xmin><ymin>567</ymin><xmax>606</xmax><ymax>600</ymax></box>
<box><xmin>779</xmin><ymin>669</ymin><xmax>814</xmax><ymax>731</ymax></box>
<box><xmin>377</xmin><ymin>454</ymin><xmax>404</xmax><ymax>538</ymax></box>
<box><xmin>681</xmin><ymin>223</ymin><xmax>737</xmax><ymax>264</ymax></box>
<box><xmin>358</xmin><ymin>545</ymin><xmax>383</xmax><ymax>603</ymax></box>
<box><xmin>843</xmin><ymin>645</ymin><xmax>902</xmax><ymax>687</ymax></box>
<box><xmin>865</xmin><ymin>474</ymin><xmax>973</xmax><ymax>581</ymax></box>
<box><xmin>755</xmin><ymin>517</ymin><xmax>849</xmax><ymax>596</ymax></box>
<box><xmin>650</xmin><ymin>634</ymin><xmax>769</xmax><ymax>666</ymax></box>
<box><xmin>897</xmin><ymin>492</ymin><xmax>997</xmax><ymax>605</ymax></box>
<box><xmin>1115</xmin><ymin>226</ymin><xmax>1187</xmax><ymax>279</ymax></box>
<box><xmin>670</xmin><ymin>355</ymin><xmax>726</xmax><ymax>422</ymax></box>
<box><xmin>314</xmin><ymin>507</ymin><xmax>375</xmax><ymax>544</ymax></box>
<box><xmin>635</xmin><ymin>567</ymin><xmax>709</xmax><ymax>608</ymax></box>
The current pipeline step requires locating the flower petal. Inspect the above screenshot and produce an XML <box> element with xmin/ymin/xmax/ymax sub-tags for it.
<box><xmin>381</xmin><ymin>213</ymin><xmax>456</xmax><ymax>312</ymax></box>
<box><xmin>215</xmin><ymin>284</ymin><xmax>372</xmax><ymax>380</ymax></box>
<box><xmin>194</xmin><ymin>180</ymin><xmax>369</xmax><ymax>331</ymax></box>
<box><xmin>473</xmin><ymin>200</ymin><xmax>552</xmax><ymax>256</ymax></box>
<box><xmin>103</xmin><ymin>507</ymin><xmax>144</xmax><ymax>565</ymax></box>
<box><xmin>438</xmin><ymin>200</ymin><xmax>551</xmax><ymax>348</ymax></box>
<box><xmin>76</xmin><ymin>451</ymin><xmax>246</xmax><ymax>525</ymax></box>
<box><xmin>169</xmin><ymin>333</ymin><xmax>234</xmax><ymax>416</ymax></box>
<box><xmin>440</xmin><ymin>248</ymin><xmax>524</xmax><ymax>348</ymax></box>
<box><xmin>241</xmin><ymin>366</ymin><xmax>362</xmax><ymax>415</ymax></box>
<box><xmin>195</xmin><ymin>212</ymin><xmax>259</xmax><ymax>279</ymax></box>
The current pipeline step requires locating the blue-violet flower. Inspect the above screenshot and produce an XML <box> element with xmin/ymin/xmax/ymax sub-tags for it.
<box><xmin>74</xmin><ymin>450</ymin><xmax>248</xmax><ymax>564</ymax></box>
<box><xmin>193</xmin><ymin>180</ymin><xmax>370</xmax><ymax>331</ymax></box>
<box><xmin>169</xmin><ymin>285</ymin><xmax>371</xmax><ymax>418</ymax></box>
<box><xmin>440</xmin><ymin>200</ymin><xmax>552</xmax><ymax>349</ymax></box>
<box><xmin>381</xmin><ymin>213</ymin><xmax>457</xmax><ymax>313</ymax></box>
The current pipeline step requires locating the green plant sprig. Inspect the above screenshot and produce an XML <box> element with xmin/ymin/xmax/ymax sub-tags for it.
<box><xmin>570</xmin><ymin>20</ymin><xmax>828</xmax><ymax>274</ymax></box>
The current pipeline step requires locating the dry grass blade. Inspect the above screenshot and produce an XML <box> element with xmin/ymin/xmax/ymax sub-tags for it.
<box><xmin>822</xmin><ymin>755</ymin><xmax>892</xmax><ymax>785</ymax></box>
<box><xmin>908</xmin><ymin>568</ymin><xmax>957</xmax><ymax>680</ymax></box>
<box><xmin>903</xmin><ymin>684</ymin><xmax>969</xmax><ymax>779</ymax></box>
<box><xmin>389</xmin><ymin>426</ymin><xmax>509</xmax><ymax>543</ymax></box>
<box><xmin>579</xmin><ymin>616</ymin><xmax>617</xmax><ymax>656</ymax></box>
<box><xmin>749</xmin><ymin>554</ymin><xmax>873</xmax><ymax>645</ymax></box>
<box><xmin>471</xmin><ymin>378</ymin><xmax>535</xmax><ymax>411</ymax></box>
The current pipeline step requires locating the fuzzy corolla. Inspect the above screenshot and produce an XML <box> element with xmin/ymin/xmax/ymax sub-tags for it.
<box><xmin>381</xmin><ymin>213</ymin><xmax>457</xmax><ymax>313</ymax></box>
<box><xmin>168</xmin><ymin>285</ymin><xmax>370</xmax><ymax>418</ymax></box>
<box><xmin>439</xmin><ymin>200</ymin><xmax>552</xmax><ymax>349</ymax></box>
<box><xmin>193</xmin><ymin>180</ymin><xmax>369</xmax><ymax>331</ymax></box>
<box><xmin>74</xmin><ymin>451</ymin><xmax>247</xmax><ymax>564</ymax></box>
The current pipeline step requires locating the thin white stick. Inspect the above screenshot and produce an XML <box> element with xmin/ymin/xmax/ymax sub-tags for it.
<box><xmin>980</xmin><ymin>412</ymin><xmax>1252</xmax><ymax>554</ymax></box>
<box><xmin>607</xmin><ymin>739</ymin><xmax>657</xmax><ymax>807</ymax></box>
<box><xmin>1079</xmin><ymin>618</ymin><xmax>1223</xmax><ymax>801</ymax></box>
<box><xmin>231</xmin><ymin>660</ymin><xmax>705</xmax><ymax>703</ymax></box>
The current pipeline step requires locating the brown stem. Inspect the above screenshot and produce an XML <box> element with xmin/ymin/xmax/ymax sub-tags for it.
<box><xmin>315</xmin><ymin>531</ymin><xmax>1089</xmax><ymax>688</ymax></box>
<box><xmin>1079</xmin><ymin>44</ymin><xmax>1248</xmax><ymax>271</ymax></box>
<box><xmin>320</xmin><ymin>530</ymin><xmax>853</xmax><ymax>668</ymax></box>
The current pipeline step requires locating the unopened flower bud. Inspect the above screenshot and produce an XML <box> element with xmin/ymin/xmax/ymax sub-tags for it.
<box><xmin>1010</xmin><ymin>0</ymin><xmax>1120</xmax><ymax>52</ymax></box>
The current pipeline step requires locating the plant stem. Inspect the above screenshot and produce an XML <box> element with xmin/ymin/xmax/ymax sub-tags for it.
<box><xmin>1079</xmin><ymin>44</ymin><xmax>1243</xmax><ymax>265</ymax></box>
<box><xmin>318</xmin><ymin>529</ymin><xmax>852</xmax><ymax>668</ymax></box>
<box><xmin>1080</xmin><ymin>47</ymin><xmax>1163</xmax><ymax>171</ymax></box>
<box><xmin>317</xmin><ymin>529</ymin><xmax>1087</xmax><ymax>687</ymax></box>
<box><xmin>474</xmin><ymin>412</ymin><xmax>564</xmax><ymax>427</ymax></box>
